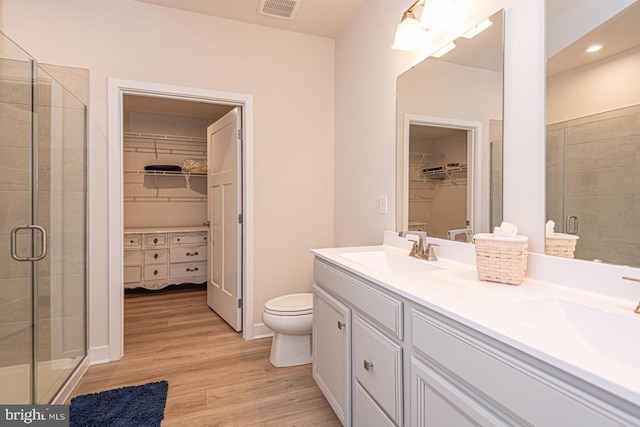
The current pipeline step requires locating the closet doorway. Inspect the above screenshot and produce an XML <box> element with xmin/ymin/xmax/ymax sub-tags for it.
<box><xmin>108</xmin><ymin>80</ymin><xmax>254</xmax><ymax>361</ymax></box>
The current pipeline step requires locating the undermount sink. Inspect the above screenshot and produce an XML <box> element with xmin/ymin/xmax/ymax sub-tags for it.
<box><xmin>475</xmin><ymin>298</ymin><xmax>640</xmax><ymax>369</ymax></box>
<box><xmin>339</xmin><ymin>250</ymin><xmax>444</xmax><ymax>274</ymax></box>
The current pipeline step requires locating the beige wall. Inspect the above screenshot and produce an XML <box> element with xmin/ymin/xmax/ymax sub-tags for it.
<box><xmin>0</xmin><ymin>0</ymin><xmax>335</xmax><ymax>356</ymax></box>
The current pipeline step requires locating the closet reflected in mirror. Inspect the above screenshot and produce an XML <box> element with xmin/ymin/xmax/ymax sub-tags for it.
<box><xmin>545</xmin><ymin>1</ymin><xmax>640</xmax><ymax>266</ymax></box>
<box><xmin>396</xmin><ymin>10</ymin><xmax>504</xmax><ymax>242</ymax></box>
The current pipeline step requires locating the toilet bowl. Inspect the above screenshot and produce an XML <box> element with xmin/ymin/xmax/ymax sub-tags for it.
<box><xmin>262</xmin><ymin>293</ymin><xmax>313</xmax><ymax>367</ymax></box>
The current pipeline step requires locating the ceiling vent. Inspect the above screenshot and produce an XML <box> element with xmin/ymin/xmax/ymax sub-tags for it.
<box><xmin>258</xmin><ymin>0</ymin><xmax>302</xmax><ymax>20</ymax></box>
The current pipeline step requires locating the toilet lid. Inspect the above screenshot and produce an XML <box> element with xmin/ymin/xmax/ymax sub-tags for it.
<box><xmin>265</xmin><ymin>293</ymin><xmax>313</xmax><ymax>315</ymax></box>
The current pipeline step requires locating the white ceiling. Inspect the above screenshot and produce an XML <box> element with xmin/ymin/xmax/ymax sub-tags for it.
<box><xmin>132</xmin><ymin>0</ymin><xmax>368</xmax><ymax>38</ymax></box>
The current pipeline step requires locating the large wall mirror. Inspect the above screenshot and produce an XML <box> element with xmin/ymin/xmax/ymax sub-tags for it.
<box><xmin>396</xmin><ymin>10</ymin><xmax>504</xmax><ymax>242</ymax></box>
<box><xmin>546</xmin><ymin>1</ymin><xmax>640</xmax><ymax>267</ymax></box>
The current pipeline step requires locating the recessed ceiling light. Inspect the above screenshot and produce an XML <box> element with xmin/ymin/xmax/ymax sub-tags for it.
<box><xmin>585</xmin><ymin>44</ymin><xmax>603</xmax><ymax>53</ymax></box>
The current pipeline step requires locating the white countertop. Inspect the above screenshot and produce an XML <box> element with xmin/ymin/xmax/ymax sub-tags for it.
<box><xmin>312</xmin><ymin>245</ymin><xmax>640</xmax><ymax>407</ymax></box>
<box><xmin>124</xmin><ymin>226</ymin><xmax>208</xmax><ymax>234</ymax></box>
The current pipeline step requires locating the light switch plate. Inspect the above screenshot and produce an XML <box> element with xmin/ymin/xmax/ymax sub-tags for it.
<box><xmin>379</xmin><ymin>196</ymin><xmax>388</xmax><ymax>215</ymax></box>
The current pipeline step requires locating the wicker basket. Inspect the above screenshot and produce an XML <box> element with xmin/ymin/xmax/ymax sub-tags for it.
<box><xmin>473</xmin><ymin>233</ymin><xmax>528</xmax><ymax>285</ymax></box>
<box><xmin>545</xmin><ymin>233</ymin><xmax>578</xmax><ymax>258</ymax></box>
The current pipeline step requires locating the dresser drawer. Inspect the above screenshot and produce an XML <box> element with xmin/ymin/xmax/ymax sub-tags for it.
<box><xmin>170</xmin><ymin>261</ymin><xmax>207</xmax><ymax>279</ymax></box>
<box><xmin>171</xmin><ymin>232</ymin><xmax>207</xmax><ymax>246</ymax></box>
<box><xmin>124</xmin><ymin>266</ymin><xmax>141</xmax><ymax>283</ymax></box>
<box><xmin>353</xmin><ymin>314</ymin><xmax>402</xmax><ymax>425</ymax></box>
<box><xmin>144</xmin><ymin>264</ymin><xmax>168</xmax><ymax>280</ymax></box>
<box><xmin>124</xmin><ymin>250</ymin><xmax>142</xmax><ymax>266</ymax></box>
<box><xmin>144</xmin><ymin>249</ymin><xmax>168</xmax><ymax>264</ymax></box>
<box><xmin>314</xmin><ymin>259</ymin><xmax>403</xmax><ymax>339</ymax></box>
<box><xmin>170</xmin><ymin>246</ymin><xmax>207</xmax><ymax>263</ymax></box>
<box><xmin>144</xmin><ymin>234</ymin><xmax>168</xmax><ymax>247</ymax></box>
<box><xmin>124</xmin><ymin>234</ymin><xmax>141</xmax><ymax>248</ymax></box>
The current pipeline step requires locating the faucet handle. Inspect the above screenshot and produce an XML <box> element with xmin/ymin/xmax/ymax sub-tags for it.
<box><xmin>425</xmin><ymin>242</ymin><xmax>439</xmax><ymax>261</ymax></box>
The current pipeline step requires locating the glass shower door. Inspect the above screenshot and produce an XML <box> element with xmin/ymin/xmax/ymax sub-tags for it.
<box><xmin>34</xmin><ymin>66</ymin><xmax>87</xmax><ymax>403</ymax></box>
<box><xmin>0</xmin><ymin>32</ymin><xmax>87</xmax><ymax>404</ymax></box>
<box><xmin>0</xmin><ymin>34</ymin><xmax>37</xmax><ymax>404</ymax></box>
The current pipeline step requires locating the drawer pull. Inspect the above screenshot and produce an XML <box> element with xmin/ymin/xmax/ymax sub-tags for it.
<box><xmin>337</xmin><ymin>321</ymin><xmax>345</xmax><ymax>330</ymax></box>
<box><xmin>154</xmin><ymin>253</ymin><xmax>159</xmax><ymax>259</ymax></box>
<box><xmin>186</xmin><ymin>267</ymin><xmax>199</xmax><ymax>272</ymax></box>
<box><xmin>153</xmin><ymin>238</ymin><xmax>158</xmax><ymax>244</ymax></box>
<box><xmin>130</xmin><ymin>240</ymin><xmax>134</xmax><ymax>244</ymax></box>
<box><xmin>186</xmin><ymin>251</ymin><xmax>199</xmax><ymax>256</ymax></box>
<box><xmin>364</xmin><ymin>360</ymin><xmax>374</xmax><ymax>371</ymax></box>
<box><xmin>153</xmin><ymin>270</ymin><xmax>158</xmax><ymax>276</ymax></box>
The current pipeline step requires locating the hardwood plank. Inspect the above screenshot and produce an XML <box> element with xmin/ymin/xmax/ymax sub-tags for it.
<box><xmin>67</xmin><ymin>287</ymin><xmax>341</xmax><ymax>426</ymax></box>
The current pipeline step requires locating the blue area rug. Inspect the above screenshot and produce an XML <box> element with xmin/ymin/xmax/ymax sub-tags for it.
<box><xmin>70</xmin><ymin>380</ymin><xmax>168</xmax><ymax>427</ymax></box>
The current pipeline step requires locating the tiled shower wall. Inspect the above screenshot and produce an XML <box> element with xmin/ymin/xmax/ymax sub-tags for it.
<box><xmin>546</xmin><ymin>104</ymin><xmax>640</xmax><ymax>267</ymax></box>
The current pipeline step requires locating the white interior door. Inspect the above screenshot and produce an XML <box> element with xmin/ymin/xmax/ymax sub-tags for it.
<box><xmin>207</xmin><ymin>107</ymin><xmax>242</xmax><ymax>331</ymax></box>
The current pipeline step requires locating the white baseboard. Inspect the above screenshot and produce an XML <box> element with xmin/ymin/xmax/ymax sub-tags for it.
<box><xmin>89</xmin><ymin>345</ymin><xmax>111</xmax><ymax>365</ymax></box>
<box><xmin>252</xmin><ymin>323</ymin><xmax>273</xmax><ymax>339</ymax></box>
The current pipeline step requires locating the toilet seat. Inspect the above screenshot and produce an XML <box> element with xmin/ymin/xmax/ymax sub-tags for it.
<box><xmin>264</xmin><ymin>293</ymin><xmax>313</xmax><ymax>316</ymax></box>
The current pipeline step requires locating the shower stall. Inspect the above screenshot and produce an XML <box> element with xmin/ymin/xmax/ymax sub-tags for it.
<box><xmin>0</xmin><ymin>33</ymin><xmax>87</xmax><ymax>403</ymax></box>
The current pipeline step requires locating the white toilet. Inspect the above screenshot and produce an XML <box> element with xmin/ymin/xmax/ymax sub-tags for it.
<box><xmin>262</xmin><ymin>293</ymin><xmax>313</xmax><ymax>367</ymax></box>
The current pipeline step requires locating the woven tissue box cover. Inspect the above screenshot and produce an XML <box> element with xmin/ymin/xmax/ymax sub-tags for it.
<box><xmin>473</xmin><ymin>233</ymin><xmax>528</xmax><ymax>285</ymax></box>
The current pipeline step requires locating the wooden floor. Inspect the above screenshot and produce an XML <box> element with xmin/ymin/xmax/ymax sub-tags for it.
<box><xmin>68</xmin><ymin>286</ymin><xmax>340</xmax><ymax>427</ymax></box>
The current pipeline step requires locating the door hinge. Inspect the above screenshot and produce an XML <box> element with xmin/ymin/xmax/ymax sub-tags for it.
<box><xmin>237</xmin><ymin>129</ymin><xmax>243</xmax><ymax>140</ymax></box>
<box><xmin>238</xmin><ymin>213</ymin><xmax>243</xmax><ymax>224</ymax></box>
<box><xmin>237</xmin><ymin>298</ymin><xmax>243</xmax><ymax>309</ymax></box>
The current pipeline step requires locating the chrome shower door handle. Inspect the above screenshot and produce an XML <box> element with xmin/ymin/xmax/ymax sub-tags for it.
<box><xmin>565</xmin><ymin>215</ymin><xmax>579</xmax><ymax>235</ymax></box>
<box><xmin>10</xmin><ymin>224</ymin><xmax>48</xmax><ymax>261</ymax></box>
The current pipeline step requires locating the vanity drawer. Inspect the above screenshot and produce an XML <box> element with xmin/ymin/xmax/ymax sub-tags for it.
<box><xmin>170</xmin><ymin>261</ymin><xmax>206</xmax><ymax>279</ymax></box>
<box><xmin>170</xmin><ymin>246</ymin><xmax>207</xmax><ymax>263</ymax></box>
<box><xmin>124</xmin><ymin>234</ymin><xmax>141</xmax><ymax>248</ymax></box>
<box><xmin>171</xmin><ymin>232</ymin><xmax>207</xmax><ymax>246</ymax></box>
<box><xmin>411</xmin><ymin>308</ymin><xmax>624</xmax><ymax>427</ymax></box>
<box><xmin>144</xmin><ymin>234</ymin><xmax>168</xmax><ymax>247</ymax></box>
<box><xmin>124</xmin><ymin>266</ymin><xmax>141</xmax><ymax>283</ymax></box>
<box><xmin>314</xmin><ymin>259</ymin><xmax>403</xmax><ymax>339</ymax></box>
<box><xmin>123</xmin><ymin>250</ymin><xmax>142</xmax><ymax>266</ymax></box>
<box><xmin>354</xmin><ymin>381</ymin><xmax>397</xmax><ymax>427</ymax></box>
<box><xmin>353</xmin><ymin>314</ymin><xmax>402</xmax><ymax>425</ymax></box>
<box><xmin>144</xmin><ymin>264</ymin><xmax>168</xmax><ymax>281</ymax></box>
<box><xmin>144</xmin><ymin>249</ymin><xmax>168</xmax><ymax>264</ymax></box>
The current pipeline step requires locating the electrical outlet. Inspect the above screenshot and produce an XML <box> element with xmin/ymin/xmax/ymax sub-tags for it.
<box><xmin>379</xmin><ymin>196</ymin><xmax>388</xmax><ymax>215</ymax></box>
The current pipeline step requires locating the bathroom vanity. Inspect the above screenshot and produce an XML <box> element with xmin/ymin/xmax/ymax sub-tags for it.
<box><xmin>312</xmin><ymin>245</ymin><xmax>640</xmax><ymax>426</ymax></box>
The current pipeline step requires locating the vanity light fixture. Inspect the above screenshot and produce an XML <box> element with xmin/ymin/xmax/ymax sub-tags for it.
<box><xmin>392</xmin><ymin>8</ymin><xmax>429</xmax><ymax>51</ymax></box>
<box><xmin>461</xmin><ymin>18</ymin><xmax>492</xmax><ymax>39</ymax></box>
<box><xmin>585</xmin><ymin>43</ymin><xmax>603</xmax><ymax>53</ymax></box>
<box><xmin>431</xmin><ymin>41</ymin><xmax>456</xmax><ymax>58</ymax></box>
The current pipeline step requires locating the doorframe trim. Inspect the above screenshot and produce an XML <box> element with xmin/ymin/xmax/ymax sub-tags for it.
<box><xmin>401</xmin><ymin>114</ymin><xmax>485</xmax><ymax>236</ymax></box>
<box><xmin>107</xmin><ymin>79</ymin><xmax>254</xmax><ymax>361</ymax></box>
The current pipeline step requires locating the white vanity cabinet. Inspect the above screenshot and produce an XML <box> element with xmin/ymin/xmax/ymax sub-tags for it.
<box><xmin>313</xmin><ymin>258</ymin><xmax>405</xmax><ymax>427</ymax></box>
<box><xmin>312</xmin><ymin>251</ymin><xmax>640</xmax><ymax>427</ymax></box>
<box><xmin>123</xmin><ymin>227</ymin><xmax>208</xmax><ymax>290</ymax></box>
<box><xmin>410</xmin><ymin>308</ymin><xmax>634</xmax><ymax>427</ymax></box>
<box><xmin>313</xmin><ymin>285</ymin><xmax>351</xmax><ymax>425</ymax></box>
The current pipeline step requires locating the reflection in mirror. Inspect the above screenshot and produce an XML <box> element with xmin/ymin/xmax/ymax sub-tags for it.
<box><xmin>545</xmin><ymin>1</ymin><xmax>640</xmax><ymax>267</ymax></box>
<box><xmin>396</xmin><ymin>10</ymin><xmax>504</xmax><ymax>242</ymax></box>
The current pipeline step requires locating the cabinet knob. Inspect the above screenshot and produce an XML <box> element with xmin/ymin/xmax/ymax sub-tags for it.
<box><xmin>153</xmin><ymin>270</ymin><xmax>158</xmax><ymax>276</ymax></box>
<box><xmin>154</xmin><ymin>253</ymin><xmax>159</xmax><ymax>259</ymax></box>
<box><xmin>130</xmin><ymin>240</ymin><xmax>134</xmax><ymax>244</ymax></box>
<box><xmin>153</xmin><ymin>238</ymin><xmax>158</xmax><ymax>244</ymax></box>
<box><xmin>337</xmin><ymin>321</ymin><xmax>345</xmax><ymax>330</ymax></box>
<box><xmin>364</xmin><ymin>360</ymin><xmax>374</xmax><ymax>371</ymax></box>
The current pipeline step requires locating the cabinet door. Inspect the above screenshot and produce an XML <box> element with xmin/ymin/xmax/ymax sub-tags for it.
<box><xmin>410</xmin><ymin>357</ymin><xmax>508</xmax><ymax>427</ymax></box>
<box><xmin>313</xmin><ymin>285</ymin><xmax>350</xmax><ymax>426</ymax></box>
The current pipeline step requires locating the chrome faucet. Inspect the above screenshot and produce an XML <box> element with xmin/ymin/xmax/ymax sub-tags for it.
<box><xmin>402</xmin><ymin>231</ymin><xmax>439</xmax><ymax>261</ymax></box>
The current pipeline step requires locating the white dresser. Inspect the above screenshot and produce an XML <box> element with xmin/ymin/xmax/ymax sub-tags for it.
<box><xmin>123</xmin><ymin>226</ymin><xmax>208</xmax><ymax>290</ymax></box>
